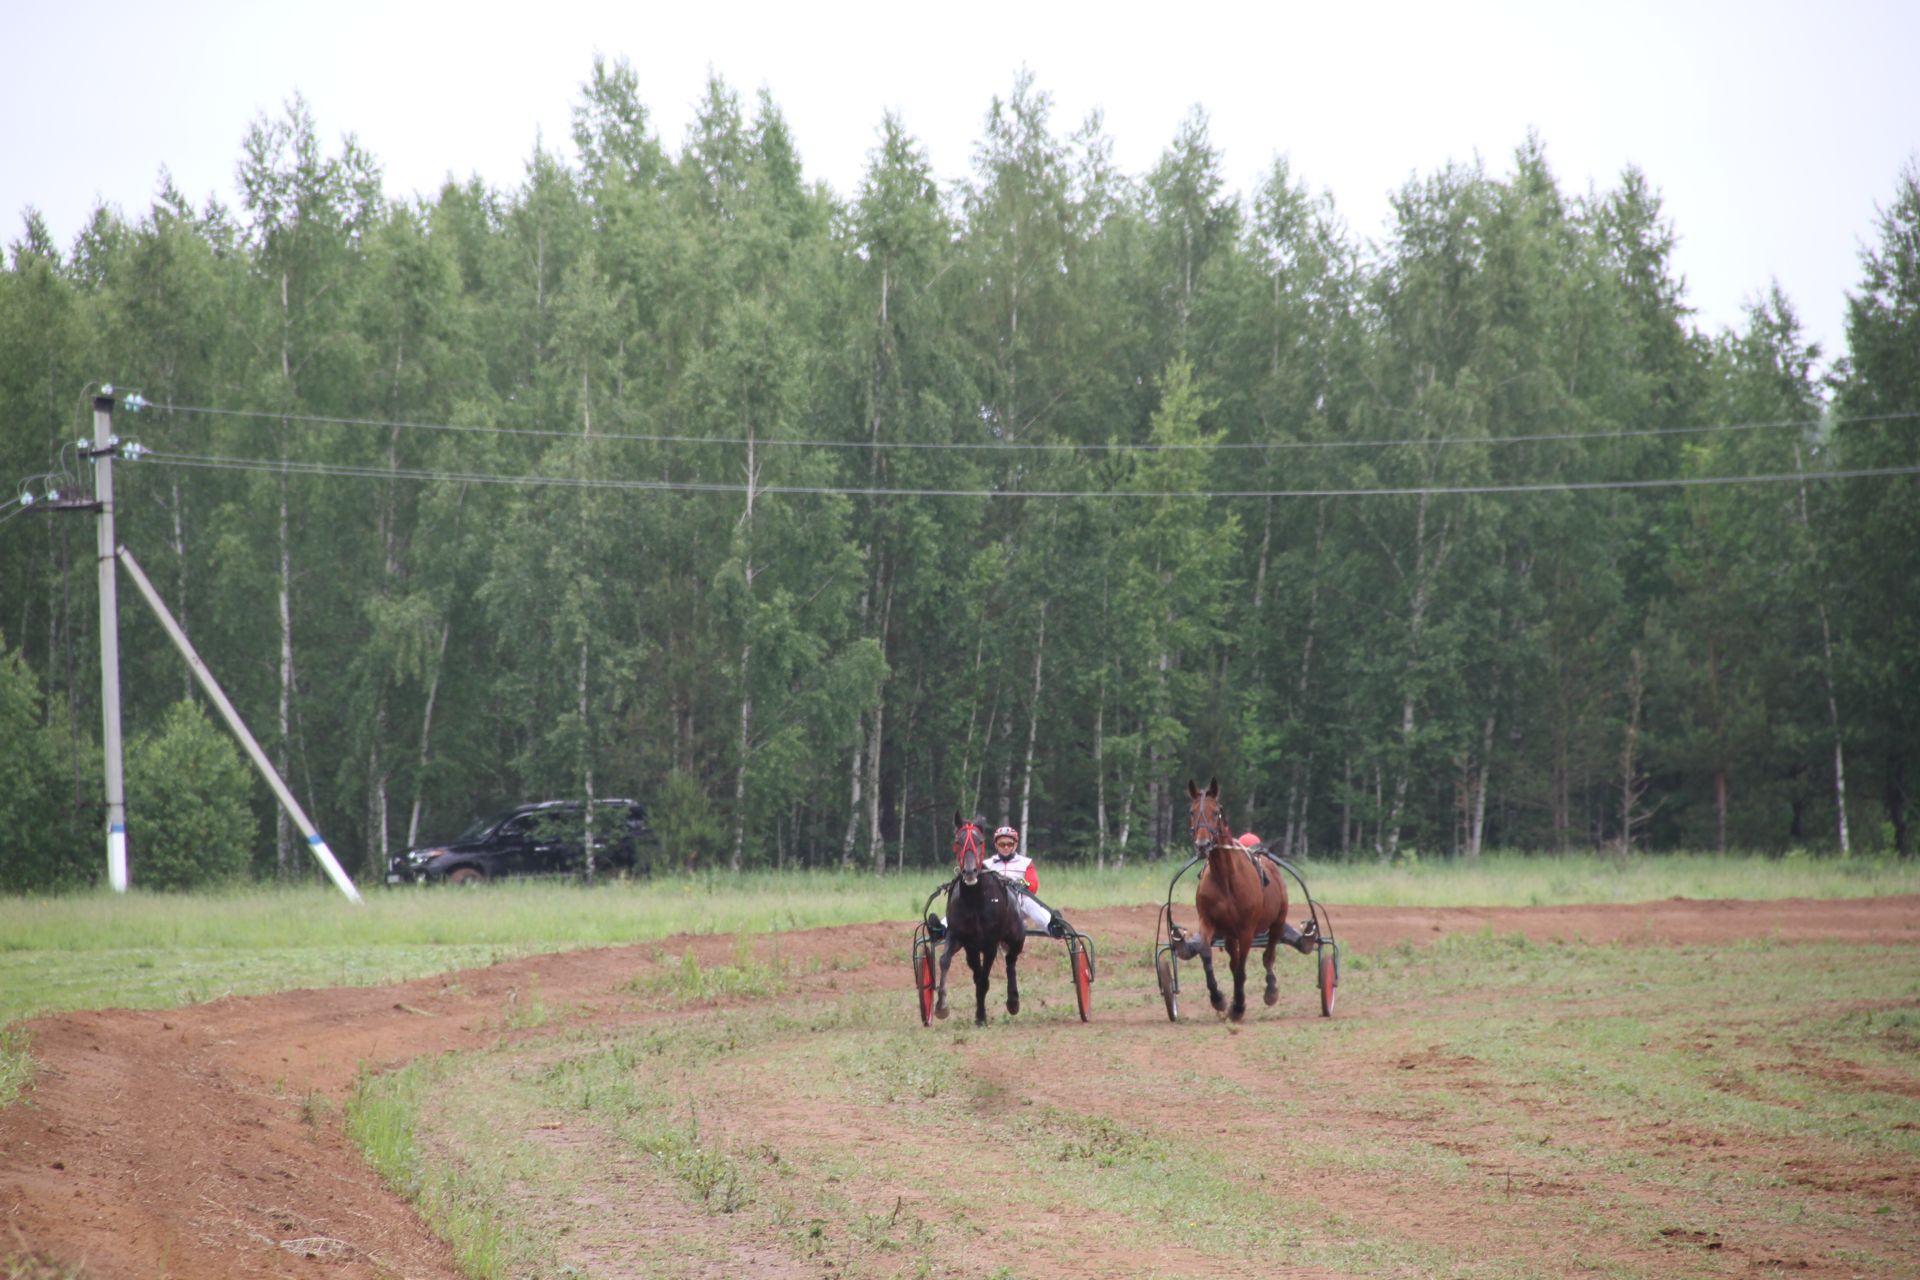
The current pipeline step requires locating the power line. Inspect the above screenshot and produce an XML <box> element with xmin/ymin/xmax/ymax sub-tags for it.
<box><xmin>137</xmin><ymin>448</ymin><xmax>1920</xmax><ymax>500</ymax></box>
<box><xmin>148</xmin><ymin>401</ymin><xmax>1920</xmax><ymax>456</ymax></box>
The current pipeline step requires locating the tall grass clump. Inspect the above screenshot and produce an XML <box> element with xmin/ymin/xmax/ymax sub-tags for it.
<box><xmin>345</xmin><ymin>1057</ymin><xmax>522</xmax><ymax>1279</ymax></box>
<box><xmin>0</xmin><ymin>1025</ymin><xmax>32</xmax><ymax>1108</ymax></box>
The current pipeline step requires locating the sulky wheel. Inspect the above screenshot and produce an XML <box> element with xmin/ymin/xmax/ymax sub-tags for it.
<box><xmin>1317</xmin><ymin>943</ymin><xmax>1337</xmax><ymax>1018</ymax></box>
<box><xmin>1070</xmin><ymin>938</ymin><xmax>1092</xmax><ymax>1022</ymax></box>
<box><xmin>1156</xmin><ymin>951</ymin><xmax>1179</xmax><ymax>1023</ymax></box>
<box><xmin>915</xmin><ymin>943</ymin><xmax>937</xmax><ymax>1026</ymax></box>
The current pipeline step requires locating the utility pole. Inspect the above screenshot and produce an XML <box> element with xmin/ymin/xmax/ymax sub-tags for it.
<box><xmin>38</xmin><ymin>390</ymin><xmax>357</xmax><ymax>900</ymax></box>
<box><xmin>91</xmin><ymin>393</ymin><xmax>128</xmax><ymax>892</ymax></box>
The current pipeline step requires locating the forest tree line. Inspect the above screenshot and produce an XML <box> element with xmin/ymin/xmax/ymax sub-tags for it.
<box><xmin>2</xmin><ymin>62</ymin><xmax>1917</xmax><ymax>890</ymax></box>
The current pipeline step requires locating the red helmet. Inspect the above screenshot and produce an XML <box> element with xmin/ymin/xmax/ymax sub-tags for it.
<box><xmin>993</xmin><ymin>826</ymin><xmax>1019</xmax><ymax>847</ymax></box>
<box><xmin>1237</xmin><ymin>832</ymin><xmax>1262</xmax><ymax>849</ymax></box>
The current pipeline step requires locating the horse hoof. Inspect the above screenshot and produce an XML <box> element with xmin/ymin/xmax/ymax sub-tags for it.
<box><xmin>1007</xmin><ymin>999</ymin><xmax>1020</xmax><ymax>1016</ymax></box>
<box><xmin>934</xmin><ymin>1005</ymin><xmax>949</xmax><ymax>1021</ymax></box>
<box><xmin>1264</xmin><ymin>989</ymin><xmax>1279</xmax><ymax>1006</ymax></box>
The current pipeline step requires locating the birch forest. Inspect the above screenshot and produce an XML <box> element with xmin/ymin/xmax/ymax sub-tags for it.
<box><xmin>3</xmin><ymin>63</ymin><xmax>1917</xmax><ymax>888</ymax></box>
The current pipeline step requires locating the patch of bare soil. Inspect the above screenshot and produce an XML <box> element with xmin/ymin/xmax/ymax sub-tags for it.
<box><xmin>1</xmin><ymin>896</ymin><xmax>1915</xmax><ymax>1279</ymax></box>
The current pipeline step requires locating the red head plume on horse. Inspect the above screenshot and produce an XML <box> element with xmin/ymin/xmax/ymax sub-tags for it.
<box><xmin>952</xmin><ymin>813</ymin><xmax>987</xmax><ymax>884</ymax></box>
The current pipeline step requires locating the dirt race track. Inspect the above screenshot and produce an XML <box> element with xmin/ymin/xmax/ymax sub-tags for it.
<box><xmin>3</xmin><ymin>896</ymin><xmax>1916</xmax><ymax>1280</ymax></box>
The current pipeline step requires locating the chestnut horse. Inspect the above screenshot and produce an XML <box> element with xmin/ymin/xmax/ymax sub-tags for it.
<box><xmin>1184</xmin><ymin>778</ymin><xmax>1312</xmax><ymax>1021</ymax></box>
<box><xmin>935</xmin><ymin>813</ymin><xmax>1027</xmax><ymax>1025</ymax></box>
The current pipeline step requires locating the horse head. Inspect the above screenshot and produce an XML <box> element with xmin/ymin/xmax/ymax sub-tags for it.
<box><xmin>1187</xmin><ymin>777</ymin><xmax>1232</xmax><ymax>854</ymax></box>
<box><xmin>952</xmin><ymin>812</ymin><xmax>987</xmax><ymax>885</ymax></box>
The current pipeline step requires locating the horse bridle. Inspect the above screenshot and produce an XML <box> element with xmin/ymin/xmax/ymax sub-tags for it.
<box><xmin>1190</xmin><ymin>797</ymin><xmax>1233</xmax><ymax>854</ymax></box>
<box><xmin>953</xmin><ymin>821</ymin><xmax>985</xmax><ymax>883</ymax></box>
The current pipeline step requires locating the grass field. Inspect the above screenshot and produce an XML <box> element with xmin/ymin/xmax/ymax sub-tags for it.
<box><xmin>343</xmin><ymin>928</ymin><xmax>1920</xmax><ymax>1279</ymax></box>
<box><xmin>2</xmin><ymin>850</ymin><xmax>1912</xmax><ymax>1026</ymax></box>
<box><xmin>3</xmin><ymin>851</ymin><xmax>1916</xmax><ymax>1277</ymax></box>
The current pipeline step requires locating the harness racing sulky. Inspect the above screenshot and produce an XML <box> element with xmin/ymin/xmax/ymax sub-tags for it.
<box><xmin>1153</xmin><ymin>778</ymin><xmax>1340</xmax><ymax>1022</ymax></box>
<box><xmin>911</xmin><ymin>814</ymin><xmax>1098</xmax><ymax>1025</ymax></box>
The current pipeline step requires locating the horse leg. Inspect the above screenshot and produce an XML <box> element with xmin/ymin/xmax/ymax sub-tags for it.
<box><xmin>1263</xmin><ymin>931</ymin><xmax>1282</xmax><ymax>1007</ymax></box>
<box><xmin>969</xmin><ymin>944</ymin><xmax>992</xmax><ymax>1025</ymax></box>
<box><xmin>933</xmin><ymin>935</ymin><xmax>958</xmax><ymax>1020</ymax></box>
<box><xmin>1227</xmin><ymin>935</ymin><xmax>1250</xmax><ymax>1023</ymax></box>
<box><xmin>1196</xmin><ymin>936</ymin><xmax>1227</xmax><ymax>1015</ymax></box>
<box><xmin>1004</xmin><ymin>944</ymin><xmax>1021</xmax><ymax>1017</ymax></box>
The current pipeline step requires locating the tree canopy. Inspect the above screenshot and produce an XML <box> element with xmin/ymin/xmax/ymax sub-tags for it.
<box><xmin>3</xmin><ymin>67</ymin><xmax>1915</xmax><ymax>888</ymax></box>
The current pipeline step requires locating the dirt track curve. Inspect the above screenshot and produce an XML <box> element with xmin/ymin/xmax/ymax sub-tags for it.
<box><xmin>3</xmin><ymin>896</ymin><xmax>1916</xmax><ymax>1279</ymax></box>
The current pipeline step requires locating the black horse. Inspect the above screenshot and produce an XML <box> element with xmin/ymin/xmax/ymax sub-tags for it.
<box><xmin>935</xmin><ymin>813</ymin><xmax>1027</xmax><ymax>1025</ymax></box>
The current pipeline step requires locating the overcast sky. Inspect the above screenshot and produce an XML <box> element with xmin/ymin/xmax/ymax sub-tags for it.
<box><xmin>6</xmin><ymin>0</ymin><xmax>1915</xmax><ymax>374</ymax></box>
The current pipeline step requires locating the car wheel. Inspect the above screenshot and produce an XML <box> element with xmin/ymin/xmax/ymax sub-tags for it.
<box><xmin>446</xmin><ymin>866</ymin><xmax>486</xmax><ymax>886</ymax></box>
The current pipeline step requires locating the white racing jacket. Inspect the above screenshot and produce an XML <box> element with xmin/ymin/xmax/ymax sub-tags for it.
<box><xmin>984</xmin><ymin>851</ymin><xmax>1038</xmax><ymax>894</ymax></box>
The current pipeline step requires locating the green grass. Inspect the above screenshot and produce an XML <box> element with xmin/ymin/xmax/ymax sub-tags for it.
<box><xmin>6</xmin><ymin>848</ymin><xmax>1911</xmax><ymax>1278</ymax></box>
<box><xmin>0</xmin><ymin>1024</ymin><xmax>32</xmax><ymax>1109</ymax></box>
<box><xmin>346</xmin><ymin>1053</ymin><xmax>546</xmax><ymax>1280</ymax></box>
<box><xmin>368</xmin><ymin>929</ymin><xmax>1920</xmax><ymax>1280</ymax></box>
<box><xmin>630</xmin><ymin>936</ymin><xmax>794</xmax><ymax>1004</ymax></box>
<box><xmin>3</xmin><ymin>853</ymin><xmax>1913</xmax><ymax>1122</ymax></box>
<box><xmin>4</xmin><ymin>851</ymin><xmax>1909</xmax><ymax>968</ymax></box>
<box><xmin>1</xmin><ymin>1256</ymin><xmax>84</xmax><ymax>1280</ymax></box>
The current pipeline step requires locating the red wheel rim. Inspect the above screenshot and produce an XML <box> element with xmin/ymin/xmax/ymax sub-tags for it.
<box><xmin>1073</xmin><ymin>947</ymin><xmax>1092</xmax><ymax>1022</ymax></box>
<box><xmin>918</xmin><ymin>952</ymin><xmax>936</xmax><ymax>1025</ymax></box>
<box><xmin>1318</xmin><ymin>947</ymin><xmax>1336</xmax><ymax>1017</ymax></box>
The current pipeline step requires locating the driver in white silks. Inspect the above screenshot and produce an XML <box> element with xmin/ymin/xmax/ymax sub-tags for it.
<box><xmin>984</xmin><ymin>825</ymin><xmax>1069</xmax><ymax>938</ymax></box>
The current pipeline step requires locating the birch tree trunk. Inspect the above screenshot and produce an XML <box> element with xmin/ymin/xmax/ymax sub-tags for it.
<box><xmin>1149</xmin><ymin>644</ymin><xmax>1171</xmax><ymax>857</ymax></box>
<box><xmin>366</xmin><ymin>417</ymin><xmax>405</xmax><ymax>873</ymax></box>
<box><xmin>841</xmin><ymin>737</ymin><xmax>865</xmax><ymax>866</ymax></box>
<box><xmin>579</xmin><ymin>369</ymin><xmax>598</xmax><ymax>876</ymax></box>
<box><xmin>731</xmin><ymin>432</ymin><xmax>759</xmax><ymax>873</ymax></box>
<box><xmin>893</xmin><ymin>670</ymin><xmax>921</xmax><ymax>873</ymax></box>
<box><xmin>1340</xmin><ymin>753</ymin><xmax>1353</xmax><ymax>858</ymax></box>
<box><xmin>1467</xmin><ymin>710</ymin><xmax>1495</xmax><ymax>858</ymax></box>
<box><xmin>865</xmin><ymin>572</ymin><xmax>893</xmax><ymax>873</ymax></box>
<box><xmin>1093</xmin><ymin>687</ymin><xmax>1107</xmax><ymax>868</ymax></box>
<box><xmin>1709</xmin><ymin>636</ymin><xmax>1728</xmax><ymax>853</ymax></box>
<box><xmin>405</xmin><ymin>617</ymin><xmax>452</xmax><ymax>850</ymax></box>
<box><xmin>1618</xmin><ymin>648</ymin><xmax>1647</xmax><ymax>855</ymax></box>
<box><xmin>1383</xmin><ymin>491</ymin><xmax>1448</xmax><ymax>861</ymax></box>
<box><xmin>579</xmin><ymin>639</ymin><xmax>596</xmax><ymax>876</ymax></box>
<box><xmin>1794</xmin><ymin>443</ymin><xmax>1851</xmax><ymax>853</ymax></box>
<box><xmin>1017</xmin><ymin>601</ymin><xmax>1047</xmax><ymax>850</ymax></box>
<box><xmin>1282</xmin><ymin>505</ymin><xmax>1326</xmax><ymax>857</ymax></box>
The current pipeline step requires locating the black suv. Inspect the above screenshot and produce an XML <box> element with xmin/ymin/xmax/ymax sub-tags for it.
<box><xmin>386</xmin><ymin>799</ymin><xmax>655</xmax><ymax>885</ymax></box>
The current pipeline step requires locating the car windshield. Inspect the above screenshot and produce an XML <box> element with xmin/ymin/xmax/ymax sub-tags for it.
<box><xmin>451</xmin><ymin>810</ymin><xmax>515</xmax><ymax>843</ymax></box>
